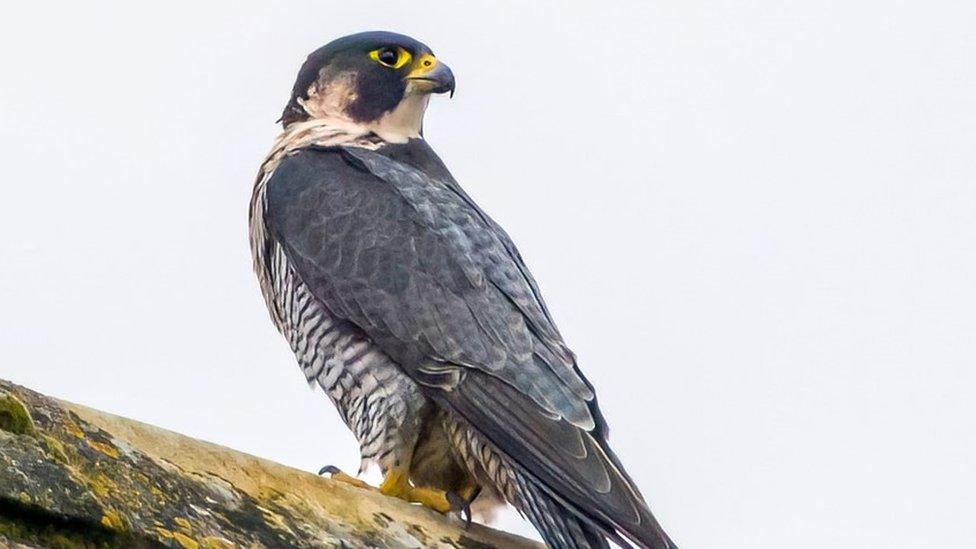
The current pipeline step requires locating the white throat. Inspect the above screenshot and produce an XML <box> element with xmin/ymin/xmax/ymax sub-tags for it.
<box><xmin>367</xmin><ymin>92</ymin><xmax>430</xmax><ymax>143</ymax></box>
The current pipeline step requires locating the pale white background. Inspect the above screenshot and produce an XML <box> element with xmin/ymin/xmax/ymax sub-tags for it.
<box><xmin>2</xmin><ymin>2</ymin><xmax>974</xmax><ymax>547</ymax></box>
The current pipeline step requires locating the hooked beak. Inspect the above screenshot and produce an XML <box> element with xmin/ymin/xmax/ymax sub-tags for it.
<box><xmin>406</xmin><ymin>55</ymin><xmax>455</xmax><ymax>97</ymax></box>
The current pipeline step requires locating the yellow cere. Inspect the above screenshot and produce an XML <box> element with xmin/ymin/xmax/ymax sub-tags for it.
<box><xmin>369</xmin><ymin>47</ymin><xmax>412</xmax><ymax>69</ymax></box>
<box><xmin>407</xmin><ymin>53</ymin><xmax>438</xmax><ymax>78</ymax></box>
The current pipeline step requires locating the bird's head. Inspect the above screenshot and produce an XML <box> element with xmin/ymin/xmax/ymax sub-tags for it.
<box><xmin>279</xmin><ymin>31</ymin><xmax>455</xmax><ymax>142</ymax></box>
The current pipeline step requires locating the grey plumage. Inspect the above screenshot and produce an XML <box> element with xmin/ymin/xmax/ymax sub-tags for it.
<box><xmin>250</xmin><ymin>129</ymin><xmax>675</xmax><ymax>548</ymax></box>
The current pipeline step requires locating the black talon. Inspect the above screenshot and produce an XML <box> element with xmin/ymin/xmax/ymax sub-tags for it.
<box><xmin>318</xmin><ymin>465</ymin><xmax>341</xmax><ymax>476</ymax></box>
<box><xmin>447</xmin><ymin>491</ymin><xmax>472</xmax><ymax>527</ymax></box>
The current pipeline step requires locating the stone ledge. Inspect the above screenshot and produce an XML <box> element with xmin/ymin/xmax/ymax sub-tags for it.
<box><xmin>0</xmin><ymin>379</ymin><xmax>540</xmax><ymax>549</ymax></box>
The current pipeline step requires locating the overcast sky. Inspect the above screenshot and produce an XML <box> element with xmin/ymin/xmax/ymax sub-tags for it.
<box><xmin>2</xmin><ymin>1</ymin><xmax>974</xmax><ymax>547</ymax></box>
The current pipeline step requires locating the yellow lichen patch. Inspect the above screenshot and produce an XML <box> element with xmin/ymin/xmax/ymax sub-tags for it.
<box><xmin>88</xmin><ymin>472</ymin><xmax>117</xmax><ymax>499</ymax></box>
<box><xmin>172</xmin><ymin>531</ymin><xmax>200</xmax><ymax>549</ymax></box>
<box><xmin>257</xmin><ymin>504</ymin><xmax>290</xmax><ymax>532</ymax></box>
<box><xmin>149</xmin><ymin>484</ymin><xmax>166</xmax><ymax>503</ymax></box>
<box><xmin>0</xmin><ymin>392</ymin><xmax>34</xmax><ymax>435</ymax></box>
<box><xmin>17</xmin><ymin>492</ymin><xmax>31</xmax><ymax>505</ymax></box>
<box><xmin>86</xmin><ymin>438</ymin><xmax>120</xmax><ymax>459</ymax></box>
<box><xmin>257</xmin><ymin>485</ymin><xmax>287</xmax><ymax>503</ymax></box>
<box><xmin>154</xmin><ymin>526</ymin><xmax>175</xmax><ymax>539</ymax></box>
<box><xmin>64</xmin><ymin>420</ymin><xmax>85</xmax><ymax>439</ymax></box>
<box><xmin>100</xmin><ymin>508</ymin><xmax>127</xmax><ymax>531</ymax></box>
<box><xmin>173</xmin><ymin>516</ymin><xmax>192</xmax><ymax>533</ymax></box>
<box><xmin>200</xmin><ymin>536</ymin><xmax>235</xmax><ymax>549</ymax></box>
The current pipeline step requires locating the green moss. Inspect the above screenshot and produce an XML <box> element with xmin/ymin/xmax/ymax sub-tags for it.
<box><xmin>42</xmin><ymin>434</ymin><xmax>70</xmax><ymax>463</ymax></box>
<box><xmin>0</xmin><ymin>392</ymin><xmax>34</xmax><ymax>435</ymax></box>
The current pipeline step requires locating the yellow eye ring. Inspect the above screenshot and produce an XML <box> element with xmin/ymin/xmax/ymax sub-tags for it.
<box><xmin>369</xmin><ymin>47</ymin><xmax>412</xmax><ymax>69</ymax></box>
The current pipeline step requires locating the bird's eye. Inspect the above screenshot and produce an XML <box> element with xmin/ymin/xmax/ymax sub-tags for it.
<box><xmin>378</xmin><ymin>49</ymin><xmax>398</xmax><ymax>65</ymax></box>
<box><xmin>369</xmin><ymin>47</ymin><xmax>411</xmax><ymax>69</ymax></box>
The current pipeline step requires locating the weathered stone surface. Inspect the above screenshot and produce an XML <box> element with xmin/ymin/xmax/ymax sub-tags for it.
<box><xmin>0</xmin><ymin>379</ymin><xmax>541</xmax><ymax>548</ymax></box>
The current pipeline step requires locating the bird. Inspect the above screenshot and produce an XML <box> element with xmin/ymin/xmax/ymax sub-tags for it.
<box><xmin>249</xmin><ymin>31</ymin><xmax>677</xmax><ymax>549</ymax></box>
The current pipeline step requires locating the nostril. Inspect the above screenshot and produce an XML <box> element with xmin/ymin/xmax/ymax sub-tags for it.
<box><xmin>423</xmin><ymin>60</ymin><xmax>432</xmax><ymax>67</ymax></box>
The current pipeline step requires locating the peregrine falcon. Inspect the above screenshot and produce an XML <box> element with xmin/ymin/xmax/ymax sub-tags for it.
<box><xmin>249</xmin><ymin>31</ymin><xmax>677</xmax><ymax>549</ymax></box>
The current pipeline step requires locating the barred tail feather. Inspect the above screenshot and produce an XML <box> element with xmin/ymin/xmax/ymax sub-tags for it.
<box><xmin>436</xmin><ymin>370</ymin><xmax>676</xmax><ymax>548</ymax></box>
<box><xmin>512</xmin><ymin>471</ymin><xmax>612</xmax><ymax>549</ymax></box>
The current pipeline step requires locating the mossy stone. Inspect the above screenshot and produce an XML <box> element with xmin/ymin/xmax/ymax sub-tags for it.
<box><xmin>0</xmin><ymin>392</ymin><xmax>34</xmax><ymax>435</ymax></box>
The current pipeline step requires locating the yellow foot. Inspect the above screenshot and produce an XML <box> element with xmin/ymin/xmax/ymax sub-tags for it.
<box><xmin>318</xmin><ymin>465</ymin><xmax>373</xmax><ymax>490</ymax></box>
<box><xmin>379</xmin><ymin>469</ymin><xmax>452</xmax><ymax>514</ymax></box>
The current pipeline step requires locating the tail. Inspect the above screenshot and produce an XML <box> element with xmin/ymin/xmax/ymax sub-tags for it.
<box><xmin>516</xmin><ymin>477</ymin><xmax>612</xmax><ymax>549</ymax></box>
<box><xmin>434</xmin><ymin>370</ymin><xmax>678</xmax><ymax>548</ymax></box>
<box><xmin>511</xmin><ymin>460</ymin><xmax>677</xmax><ymax>549</ymax></box>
